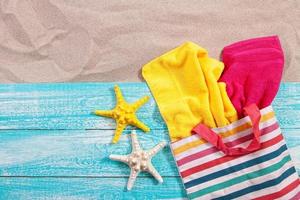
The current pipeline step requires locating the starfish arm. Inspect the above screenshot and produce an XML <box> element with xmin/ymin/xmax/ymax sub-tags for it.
<box><xmin>130</xmin><ymin>117</ymin><xmax>150</xmax><ymax>132</ymax></box>
<box><xmin>131</xmin><ymin>96</ymin><xmax>150</xmax><ymax>111</ymax></box>
<box><xmin>94</xmin><ymin>109</ymin><xmax>114</xmax><ymax>118</ymax></box>
<box><xmin>114</xmin><ymin>85</ymin><xmax>124</xmax><ymax>104</ymax></box>
<box><xmin>109</xmin><ymin>154</ymin><xmax>128</xmax><ymax>164</ymax></box>
<box><xmin>112</xmin><ymin>122</ymin><xmax>127</xmax><ymax>144</ymax></box>
<box><xmin>147</xmin><ymin>163</ymin><xmax>163</xmax><ymax>183</ymax></box>
<box><xmin>148</xmin><ymin>141</ymin><xmax>167</xmax><ymax>157</ymax></box>
<box><xmin>127</xmin><ymin>169</ymin><xmax>139</xmax><ymax>190</ymax></box>
<box><xmin>130</xmin><ymin>130</ymin><xmax>141</xmax><ymax>151</ymax></box>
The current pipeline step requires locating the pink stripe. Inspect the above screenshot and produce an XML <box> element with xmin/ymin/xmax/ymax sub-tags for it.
<box><xmin>291</xmin><ymin>190</ymin><xmax>300</xmax><ymax>200</ymax></box>
<box><xmin>177</xmin><ymin>122</ymin><xmax>279</xmax><ymax>166</ymax></box>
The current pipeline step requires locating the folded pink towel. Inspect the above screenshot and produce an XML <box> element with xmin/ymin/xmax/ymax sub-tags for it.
<box><xmin>220</xmin><ymin>36</ymin><xmax>284</xmax><ymax>117</ymax></box>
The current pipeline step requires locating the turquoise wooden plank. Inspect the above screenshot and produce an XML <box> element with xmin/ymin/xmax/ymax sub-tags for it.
<box><xmin>0</xmin><ymin>83</ymin><xmax>166</xmax><ymax>130</ymax></box>
<box><xmin>0</xmin><ymin>82</ymin><xmax>299</xmax><ymax>200</ymax></box>
<box><xmin>0</xmin><ymin>83</ymin><xmax>299</xmax><ymax>130</ymax></box>
<box><xmin>272</xmin><ymin>83</ymin><xmax>300</xmax><ymax>129</ymax></box>
<box><xmin>0</xmin><ymin>129</ymin><xmax>178</xmax><ymax>177</ymax></box>
<box><xmin>0</xmin><ymin>128</ymin><xmax>299</xmax><ymax>177</ymax></box>
<box><xmin>0</xmin><ymin>177</ymin><xmax>186</xmax><ymax>200</ymax></box>
<box><xmin>281</xmin><ymin>129</ymin><xmax>300</xmax><ymax>174</ymax></box>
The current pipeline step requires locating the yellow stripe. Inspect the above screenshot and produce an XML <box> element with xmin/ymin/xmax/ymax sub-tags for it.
<box><xmin>173</xmin><ymin>112</ymin><xmax>275</xmax><ymax>155</ymax></box>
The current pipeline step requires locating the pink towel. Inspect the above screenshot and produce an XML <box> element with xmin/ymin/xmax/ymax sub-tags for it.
<box><xmin>220</xmin><ymin>36</ymin><xmax>284</xmax><ymax>117</ymax></box>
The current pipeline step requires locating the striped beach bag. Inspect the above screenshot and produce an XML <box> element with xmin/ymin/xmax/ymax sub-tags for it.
<box><xmin>171</xmin><ymin>104</ymin><xmax>300</xmax><ymax>199</ymax></box>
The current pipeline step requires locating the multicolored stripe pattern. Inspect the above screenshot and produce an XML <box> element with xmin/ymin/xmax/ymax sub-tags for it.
<box><xmin>171</xmin><ymin>106</ymin><xmax>300</xmax><ymax>199</ymax></box>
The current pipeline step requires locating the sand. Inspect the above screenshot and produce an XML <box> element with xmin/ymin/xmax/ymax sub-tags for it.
<box><xmin>0</xmin><ymin>0</ymin><xmax>299</xmax><ymax>83</ymax></box>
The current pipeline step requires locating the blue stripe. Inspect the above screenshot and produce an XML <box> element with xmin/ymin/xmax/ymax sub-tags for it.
<box><xmin>185</xmin><ymin>144</ymin><xmax>287</xmax><ymax>189</ymax></box>
<box><xmin>212</xmin><ymin>166</ymin><xmax>297</xmax><ymax>200</ymax></box>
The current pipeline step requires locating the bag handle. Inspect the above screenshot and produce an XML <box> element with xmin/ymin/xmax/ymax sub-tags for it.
<box><xmin>192</xmin><ymin>104</ymin><xmax>261</xmax><ymax>156</ymax></box>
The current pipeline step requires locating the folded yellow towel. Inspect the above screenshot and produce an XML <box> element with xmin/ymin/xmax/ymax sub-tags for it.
<box><xmin>142</xmin><ymin>42</ymin><xmax>238</xmax><ymax>141</ymax></box>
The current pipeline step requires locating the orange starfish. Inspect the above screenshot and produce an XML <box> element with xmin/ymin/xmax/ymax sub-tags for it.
<box><xmin>94</xmin><ymin>85</ymin><xmax>150</xmax><ymax>143</ymax></box>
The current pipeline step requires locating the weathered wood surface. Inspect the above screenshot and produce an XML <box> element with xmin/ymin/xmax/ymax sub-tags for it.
<box><xmin>0</xmin><ymin>83</ymin><xmax>166</xmax><ymax>130</ymax></box>
<box><xmin>0</xmin><ymin>83</ymin><xmax>299</xmax><ymax>130</ymax></box>
<box><xmin>0</xmin><ymin>177</ymin><xmax>186</xmax><ymax>200</ymax></box>
<box><xmin>0</xmin><ymin>129</ymin><xmax>177</xmax><ymax>177</ymax></box>
<box><xmin>0</xmin><ymin>82</ymin><xmax>299</xmax><ymax>199</ymax></box>
<box><xmin>0</xmin><ymin>129</ymin><xmax>298</xmax><ymax>177</ymax></box>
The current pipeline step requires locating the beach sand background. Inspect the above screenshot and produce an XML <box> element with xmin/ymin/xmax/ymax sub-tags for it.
<box><xmin>0</xmin><ymin>0</ymin><xmax>299</xmax><ymax>83</ymax></box>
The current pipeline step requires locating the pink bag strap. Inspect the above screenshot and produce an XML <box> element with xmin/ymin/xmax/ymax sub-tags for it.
<box><xmin>192</xmin><ymin>104</ymin><xmax>261</xmax><ymax>156</ymax></box>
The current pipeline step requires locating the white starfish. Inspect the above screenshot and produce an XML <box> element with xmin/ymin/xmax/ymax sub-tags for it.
<box><xmin>109</xmin><ymin>130</ymin><xmax>167</xmax><ymax>190</ymax></box>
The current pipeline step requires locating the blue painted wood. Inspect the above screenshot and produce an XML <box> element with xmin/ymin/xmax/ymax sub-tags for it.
<box><xmin>272</xmin><ymin>83</ymin><xmax>300</xmax><ymax>129</ymax></box>
<box><xmin>0</xmin><ymin>82</ymin><xmax>299</xmax><ymax>199</ymax></box>
<box><xmin>282</xmin><ymin>129</ymin><xmax>300</xmax><ymax>175</ymax></box>
<box><xmin>0</xmin><ymin>83</ymin><xmax>299</xmax><ymax>130</ymax></box>
<box><xmin>0</xmin><ymin>177</ymin><xmax>186</xmax><ymax>200</ymax></box>
<box><xmin>0</xmin><ymin>129</ymin><xmax>299</xmax><ymax>177</ymax></box>
<box><xmin>0</xmin><ymin>83</ymin><xmax>166</xmax><ymax>130</ymax></box>
<box><xmin>0</xmin><ymin>129</ymin><xmax>178</xmax><ymax>177</ymax></box>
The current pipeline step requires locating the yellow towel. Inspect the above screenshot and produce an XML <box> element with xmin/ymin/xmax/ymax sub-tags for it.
<box><xmin>142</xmin><ymin>42</ymin><xmax>238</xmax><ymax>141</ymax></box>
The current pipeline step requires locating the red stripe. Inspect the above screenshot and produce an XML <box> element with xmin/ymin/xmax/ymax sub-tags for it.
<box><xmin>177</xmin><ymin>147</ymin><xmax>216</xmax><ymax>166</ymax></box>
<box><xmin>181</xmin><ymin>134</ymin><xmax>283</xmax><ymax>178</ymax></box>
<box><xmin>177</xmin><ymin>123</ymin><xmax>279</xmax><ymax>166</ymax></box>
<box><xmin>253</xmin><ymin>178</ymin><xmax>300</xmax><ymax>200</ymax></box>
